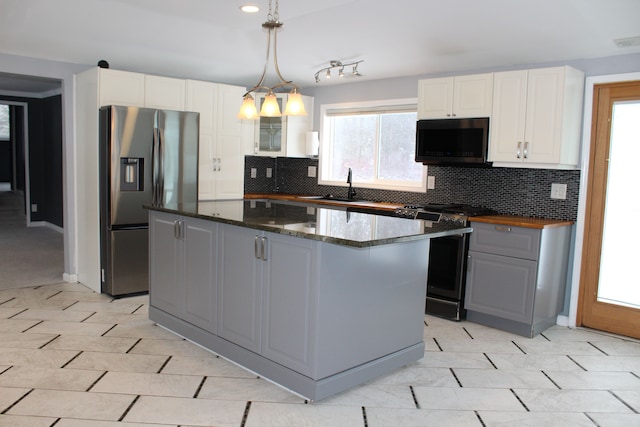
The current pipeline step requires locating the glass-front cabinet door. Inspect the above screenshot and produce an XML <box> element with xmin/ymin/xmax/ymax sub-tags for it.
<box><xmin>255</xmin><ymin>94</ymin><xmax>286</xmax><ymax>156</ymax></box>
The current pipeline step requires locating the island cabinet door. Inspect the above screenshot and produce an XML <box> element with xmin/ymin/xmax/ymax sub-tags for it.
<box><xmin>149</xmin><ymin>211</ymin><xmax>185</xmax><ymax>316</ymax></box>
<box><xmin>217</xmin><ymin>224</ymin><xmax>263</xmax><ymax>353</ymax></box>
<box><xmin>261</xmin><ymin>232</ymin><xmax>317</xmax><ymax>376</ymax></box>
<box><xmin>182</xmin><ymin>218</ymin><xmax>218</xmax><ymax>332</ymax></box>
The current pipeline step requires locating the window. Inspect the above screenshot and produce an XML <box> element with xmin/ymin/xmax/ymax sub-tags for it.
<box><xmin>0</xmin><ymin>105</ymin><xmax>9</xmax><ymax>141</ymax></box>
<box><xmin>319</xmin><ymin>99</ymin><xmax>426</xmax><ymax>192</ymax></box>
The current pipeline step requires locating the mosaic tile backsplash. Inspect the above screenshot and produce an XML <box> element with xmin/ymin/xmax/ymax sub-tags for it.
<box><xmin>244</xmin><ymin>156</ymin><xmax>580</xmax><ymax>221</ymax></box>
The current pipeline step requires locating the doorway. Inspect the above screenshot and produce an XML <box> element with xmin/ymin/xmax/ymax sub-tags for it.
<box><xmin>578</xmin><ymin>79</ymin><xmax>640</xmax><ymax>338</ymax></box>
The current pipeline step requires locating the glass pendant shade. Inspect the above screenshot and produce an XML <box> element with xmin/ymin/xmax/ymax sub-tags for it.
<box><xmin>260</xmin><ymin>92</ymin><xmax>282</xmax><ymax>117</ymax></box>
<box><xmin>283</xmin><ymin>91</ymin><xmax>307</xmax><ymax>116</ymax></box>
<box><xmin>237</xmin><ymin>94</ymin><xmax>258</xmax><ymax>120</ymax></box>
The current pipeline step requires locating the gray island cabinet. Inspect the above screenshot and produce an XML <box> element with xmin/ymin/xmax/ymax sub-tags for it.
<box><xmin>147</xmin><ymin>199</ymin><xmax>470</xmax><ymax>401</ymax></box>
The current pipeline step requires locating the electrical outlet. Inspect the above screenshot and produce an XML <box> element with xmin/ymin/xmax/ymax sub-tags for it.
<box><xmin>250</xmin><ymin>168</ymin><xmax>257</xmax><ymax>178</ymax></box>
<box><xmin>31</xmin><ymin>203</ymin><xmax>37</xmax><ymax>213</ymax></box>
<box><xmin>308</xmin><ymin>166</ymin><xmax>317</xmax><ymax>177</ymax></box>
<box><xmin>266</xmin><ymin>167</ymin><xmax>272</xmax><ymax>178</ymax></box>
<box><xmin>427</xmin><ymin>176</ymin><xmax>435</xmax><ymax>190</ymax></box>
<box><xmin>550</xmin><ymin>183</ymin><xmax>567</xmax><ymax>200</ymax></box>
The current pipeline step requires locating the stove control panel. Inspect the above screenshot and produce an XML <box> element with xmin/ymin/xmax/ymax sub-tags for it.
<box><xmin>394</xmin><ymin>207</ymin><xmax>442</xmax><ymax>222</ymax></box>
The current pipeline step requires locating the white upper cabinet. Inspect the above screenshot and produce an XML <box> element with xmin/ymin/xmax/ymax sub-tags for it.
<box><xmin>98</xmin><ymin>69</ymin><xmax>145</xmax><ymax>107</ymax></box>
<box><xmin>418</xmin><ymin>73</ymin><xmax>493</xmax><ymax>119</ymax></box>
<box><xmin>144</xmin><ymin>75</ymin><xmax>186</xmax><ymax>110</ymax></box>
<box><xmin>489</xmin><ymin>66</ymin><xmax>584</xmax><ymax>169</ymax></box>
<box><xmin>252</xmin><ymin>93</ymin><xmax>314</xmax><ymax>157</ymax></box>
<box><xmin>186</xmin><ymin>80</ymin><xmax>250</xmax><ymax>201</ymax></box>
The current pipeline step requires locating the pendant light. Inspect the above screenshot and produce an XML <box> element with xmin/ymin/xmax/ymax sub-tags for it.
<box><xmin>238</xmin><ymin>0</ymin><xmax>307</xmax><ymax>120</ymax></box>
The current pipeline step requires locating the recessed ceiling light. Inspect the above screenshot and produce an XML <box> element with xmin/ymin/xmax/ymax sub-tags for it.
<box><xmin>240</xmin><ymin>5</ymin><xmax>260</xmax><ymax>13</ymax></box>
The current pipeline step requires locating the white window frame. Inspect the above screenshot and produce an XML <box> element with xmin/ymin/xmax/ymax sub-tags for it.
<box><xmin>318</xmin><ymin>98</ymin><xmax>427</xmax><ymax>193</ymax></box>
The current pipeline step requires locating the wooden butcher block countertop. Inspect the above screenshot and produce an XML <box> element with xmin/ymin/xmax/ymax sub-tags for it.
<box><xmin>471</xmin><ymin>215</ymin><xmax>574</xmax><ymax>229</ymax></box>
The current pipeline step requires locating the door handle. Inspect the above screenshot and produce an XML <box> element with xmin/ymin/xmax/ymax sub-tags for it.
<box><xmin>172</xmin><ymin>220</ymin><xmax>185</xmax><ymax>239</ymax></box>
<box><xmin>253</xmin><ymin>236</ymin><xmax>268</xmax><ymax>260</ymax></box>
<box><xmin>523</xmin><ymin>141</ymin><xmax>529</xmax><ymax>159</ymax></box>
<box><xmin>516</xmin><ymin>141</ymin><xmax>522</xmax><ymax>159</ymax></box>
<box><xmin>261</xmin><ymin>237</ymin><xmax>268</xmax><ymax>261</ymax></box>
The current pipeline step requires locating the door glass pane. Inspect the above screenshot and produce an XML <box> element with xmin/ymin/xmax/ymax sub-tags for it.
<box><xmin>258</xmin><ymin>97</ymin><xmax>283</xmax><ymax>152</ymax></box>
<box><xmin>597</xmin><ymin>101</ymin><xmax>640</xmax><ymax>308</ymax></box>
<box><xmin>0</xmin><ymin>104</ymin><xmax>9</xmax><ymax>140</ymax></box>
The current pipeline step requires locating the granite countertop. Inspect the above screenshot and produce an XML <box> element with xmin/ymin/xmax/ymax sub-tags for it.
<box><xmin>146</xmin><ymin>199</ymin><xmax>471</xmax><ymax>248</ymax></box>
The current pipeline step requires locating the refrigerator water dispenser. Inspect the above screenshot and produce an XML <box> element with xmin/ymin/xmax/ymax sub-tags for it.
<box><xmin>120</xmin><ymin>158</ymin><xmax>143</xmax><ymax>191</ymax></box>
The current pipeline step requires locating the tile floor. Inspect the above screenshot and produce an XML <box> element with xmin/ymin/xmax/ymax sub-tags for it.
<box><xmin>0</xmin><ymin>282</ymin><xmax>639</xmax><ymax>426</ymax></box>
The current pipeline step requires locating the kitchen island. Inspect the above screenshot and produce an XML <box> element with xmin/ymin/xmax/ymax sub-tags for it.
<box><xmin>146</xmin><ymin>199</ymin><xmax>471</xmax><ymax>401</ymax></box>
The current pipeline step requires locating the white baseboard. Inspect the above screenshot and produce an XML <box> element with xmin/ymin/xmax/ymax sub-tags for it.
<box><xmin>556</xmin><ymin>315</ymin><xmax>570</xmax><ymax>327</ymax></box>
<box><xmin>63</xmin><ymin>273</ymin><xmax>78</xmax><ymax>283</ymax></box>
<box><xmin>29</xmin><ymin>221</ymin><xmax>63</xmax><ymax>233</ymax></box>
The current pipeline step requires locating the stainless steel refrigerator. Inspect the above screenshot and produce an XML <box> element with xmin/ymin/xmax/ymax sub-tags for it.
<box><xmin>99</xmin><ymin>105</ymin><xmax>199</xmax><ymax>296</ymax></box>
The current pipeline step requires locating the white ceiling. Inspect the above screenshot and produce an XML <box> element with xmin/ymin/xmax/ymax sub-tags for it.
<box><xmin>1</xmin><ymin>0</ymin><xmax>640</xmax><ymax>94</ymax></box>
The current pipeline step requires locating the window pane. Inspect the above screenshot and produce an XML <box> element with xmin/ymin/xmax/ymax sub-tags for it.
<box><xmin>330</xmin><ymin>115</ymin><xmax>377</xmax><ymax>181</ymax></box>
<box><xmin>378</xmin><ymin>112</ymin><xmax>421</xmax><ymax>181</ymax></box>
<box><xmin>0</xmin><ymin>105</ymin><xmax>9</xmax><ymax>140</ymax></box>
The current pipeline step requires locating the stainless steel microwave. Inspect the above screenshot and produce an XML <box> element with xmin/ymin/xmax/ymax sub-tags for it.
<box><xmin>415</xmin><ymin>118</ymin><xmax>490</xmax><ymax>165</ymax></box>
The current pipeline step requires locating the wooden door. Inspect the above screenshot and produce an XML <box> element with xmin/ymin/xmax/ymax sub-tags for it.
<box><xmin>578</xmin><ymin>80</ymin><xmax>640</xmax><ymax>338</ymax></box>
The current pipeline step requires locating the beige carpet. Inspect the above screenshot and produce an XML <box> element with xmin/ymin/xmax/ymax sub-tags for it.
<box><xmin>0</xmin><ymin>186</ymin><xmax>65</xmax><ymax>290</ymax></box>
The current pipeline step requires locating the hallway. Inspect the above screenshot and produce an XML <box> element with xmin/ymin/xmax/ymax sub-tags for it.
<box><xmin>0</xmin><ymin>185</ymin><xmax>64</xmax><ymax>290</ymax></box>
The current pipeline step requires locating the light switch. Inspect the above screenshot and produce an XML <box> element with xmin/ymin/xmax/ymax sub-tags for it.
<box><xmin>427</xmin><ymin>176</ymin><xmax>435</xmax><ymax>190</ymax></box>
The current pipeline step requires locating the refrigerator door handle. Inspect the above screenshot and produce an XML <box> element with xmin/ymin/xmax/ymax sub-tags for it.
<box><xmin>152</xmin><ymin>128</ymin><xmax>160</xmax><ymax>206</ymax></box>
<box><xmin>157</xmin><ymin>128</ymin><xmax>165</xmax><ymax>205</ymax></box>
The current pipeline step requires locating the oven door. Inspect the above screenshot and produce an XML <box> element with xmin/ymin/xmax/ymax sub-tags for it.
<box><xmin>427</xmin><ymin>233</ymin><xmax>468</xmax><ymax>300</ymax></box>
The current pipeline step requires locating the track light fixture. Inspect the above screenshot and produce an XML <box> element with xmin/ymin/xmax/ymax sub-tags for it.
<box><xmin>237</xmin><ymin>0</ymin><xmax>307</xmax><ymax>120</ymax></box>
<box><xmin>314</xmin><ymin>60</ymin><xmax>364</xmax><ymax>83</ymax></box>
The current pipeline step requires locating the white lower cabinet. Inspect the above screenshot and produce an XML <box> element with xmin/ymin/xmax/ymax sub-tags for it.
<box><xmin>217</xmin><ymin>223</ymin><xmax>316</xmax><ymax>375</ymax></box>
<box><xmin>149</xmin><ymin>211</ymin><xmax>217</xmax><ymax>332</ymax></box>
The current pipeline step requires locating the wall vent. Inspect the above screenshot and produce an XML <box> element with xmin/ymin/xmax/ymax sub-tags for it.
<box><xmin>614</xmin><ymin>36</ymin><xmax>640</xmax><ymax>48</ymax></box>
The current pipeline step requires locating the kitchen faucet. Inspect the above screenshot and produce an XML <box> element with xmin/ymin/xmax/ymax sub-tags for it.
<box><xmin>347</xmin><ymin>167</ymin><xmax>356</xmax><ymax>200</ymax></box>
